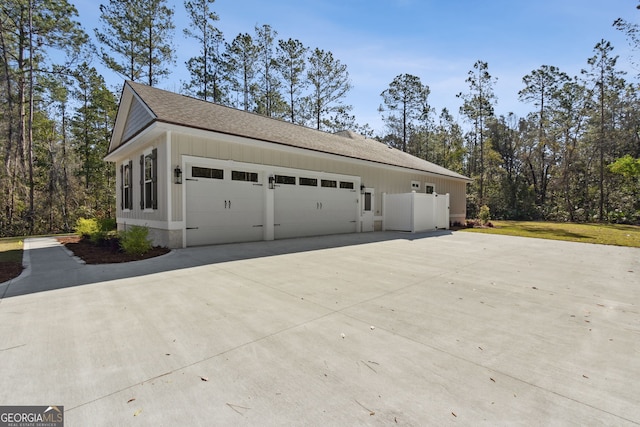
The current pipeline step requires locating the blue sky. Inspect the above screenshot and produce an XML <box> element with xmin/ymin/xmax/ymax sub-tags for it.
<box><xmin>77</xmin><ymin>0</ymin><xmax>638</xmax><ymax>133</ymax></box>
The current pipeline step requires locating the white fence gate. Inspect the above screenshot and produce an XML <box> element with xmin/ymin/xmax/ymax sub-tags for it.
<box><xmin>382</xmin><ymin>192</ymin><xmax>449</xmax><ymax>232</ymax></box>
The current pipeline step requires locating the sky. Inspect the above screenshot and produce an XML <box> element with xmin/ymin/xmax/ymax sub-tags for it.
<box><xmin>75</xmin><ymin>0</ymin><xmax>639</xmax><ymax>134</ymax></box>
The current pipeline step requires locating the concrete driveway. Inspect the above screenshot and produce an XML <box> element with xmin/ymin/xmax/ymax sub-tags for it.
<box><xmin>0</xmin><ymin>231</ymin><xmax>638</xmax><ymax>425</ymax></box>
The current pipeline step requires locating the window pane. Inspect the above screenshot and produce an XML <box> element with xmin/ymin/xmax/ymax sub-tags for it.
<box><xmin>339</xmin><ymin>181</ymin><xmax>354</xmax><ymax>189</ymax></box>
<box><xmin>275</xmin><ymin>175</ymin><xmax>296</xmax><ymax>185</ymax></box>
<box><xmin>232</xmin><ymin>171</ymin><xmax>258</xmax><ymax>182</ymax></box>
<box><xmin>321</xmin><ymin>179</ymin><xmax>337</xmax><ymax>188</ymax></box>
<box><xmin>426</xmin><ymin>185</ymin><xmax>434</xmax><ymax>194</ymax></box>
<box><xmin>192</xmin><ymin>167</ymin><xmax>223</xmax><ymax>179</ymax></box>
<box><xmin>145</xmin><ymin>182</ymin><xmax>153</xmax><ymax>208</ymax></box>
<box><xmin>145</xmin><ymin>155</ymin><xmax>153</xmax><ymax>181</ymax></box>
<box><xmin>364</xmin><ymin>193</ymin><xmax>372</xmax><ymax>211</ymax></box>
<box><xmin>124</xmin><ymin>188</ymin><xmax>130</xmax><ymax>209</ymax></box>
<box><xmin>299</xmin><ymin>177</ymin><xmax>317</xmax><ymax>186</ymax></box>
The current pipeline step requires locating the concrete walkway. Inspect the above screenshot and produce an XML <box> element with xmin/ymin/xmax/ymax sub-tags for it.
<box><xmin>0</xmin><ymin>232</ymin><xmax>639</xmax><ymax>425</ymax></box>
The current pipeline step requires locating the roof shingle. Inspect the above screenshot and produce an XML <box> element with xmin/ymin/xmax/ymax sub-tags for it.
<box><xmin>124</xmin><ymin>81</ymin><xmax>470</xmax><ymax>181</ymax></box>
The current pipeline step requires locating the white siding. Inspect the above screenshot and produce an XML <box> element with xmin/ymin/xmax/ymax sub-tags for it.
<box><xmin>171</xmin><ymin>132</ymin><xmax>468</xmax><ymax>224</ymax></box>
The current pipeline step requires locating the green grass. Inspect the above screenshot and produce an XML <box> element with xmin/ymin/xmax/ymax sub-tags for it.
<box><xmin>0</xmin><ymin>237</ymin><xmax>24</xmax><ymax>263</ymax></box>
<box><xmin>460</xmin><ymin>220</ymin><xmax>640</xmax><ymax>248</ymax></box>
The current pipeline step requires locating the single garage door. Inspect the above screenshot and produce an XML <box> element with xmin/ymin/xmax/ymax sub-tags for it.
<box><xmin>186</xmin><ymin>165</ymin><xmax>264</xmax><ymax>246</ymax></box>
<box><xmin>274</xmin><ymin>173</ymin><xmax>358</xmax><ymax>239</ymax></box>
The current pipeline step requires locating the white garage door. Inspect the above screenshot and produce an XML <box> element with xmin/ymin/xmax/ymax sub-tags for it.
<box><xmin>274</xmin><ymin>173</ymin><xmax>358</xmax><ymax>239</ymax></box>
<box><xmin>186</xmin><ymin>165</ymin><xmax>264</xmax><ymax>246</ymax></box>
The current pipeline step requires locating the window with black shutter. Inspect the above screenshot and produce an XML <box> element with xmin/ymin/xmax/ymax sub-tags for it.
<box><xmin>142</xmin><ymin>149</ymin><xmax>158</xmax><ymax>210</ymax></box>
<box><xmin>122</xmin><ymin>162</ymin><xmax>133</xmax><ymax>209</ymax></box>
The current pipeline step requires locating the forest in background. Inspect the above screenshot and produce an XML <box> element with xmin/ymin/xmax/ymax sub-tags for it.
<box><xmin>1</xmin><ymin>0</ymin><xmax>639</xmax><ymax>237</ymax></box>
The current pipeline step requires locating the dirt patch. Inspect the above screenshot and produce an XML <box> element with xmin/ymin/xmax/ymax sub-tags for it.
<box><xmin>57</xmin><ymin>236</ymin><xmax>170</xmax><ymax>264</ymax></box>
<box><xmin>0</xmin><ymin>262</ymin><xmax>24</xmax><ymax>284</ymax></box>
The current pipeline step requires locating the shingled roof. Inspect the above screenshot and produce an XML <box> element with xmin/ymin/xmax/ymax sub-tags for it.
<box><xmin>114</xmin><ymin>81</ymin><xmax>470</xmax><ymax>181</ymax></box>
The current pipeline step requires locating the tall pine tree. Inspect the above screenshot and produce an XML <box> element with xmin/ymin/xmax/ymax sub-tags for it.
<box><xmin>95</xmin><ymin>0</ymin><xmax>175</xmax><ymax>86</ymax></box>
<box><xmin>305</xmin><ymin>48</ymin><xmax>352</xmax><ymax>131</ymax></box>
<box><xmin>183</xmin><ymin>0</ymin><xmax>225</xmax><ymax>102</ymax></box>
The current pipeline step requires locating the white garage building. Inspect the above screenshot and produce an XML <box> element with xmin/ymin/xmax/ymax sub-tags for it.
<box><xmin>105</xmin><ymin>81</ymin><xmax>471</xmax><ymax>248</ymax></box>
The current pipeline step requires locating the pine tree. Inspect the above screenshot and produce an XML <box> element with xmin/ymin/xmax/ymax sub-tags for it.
<box><xmin>583</xmin><ymin>40</ymin><xmax>626</xmax><ymax>221</ymax></box>
<box><xmin>305</xmin><ymin>48</ymin><xmax>352</xmax><ymax>131</ymax></box>
<box><xmin>183</xmin><ymin>0</ymin><xmax>225</xmax><ymax>102</ymax></box>
<box><xmin>518</xmin><ymin>65</ymin><xmax>569</xmax><ymax>208</ymax></box>
<box><xmin>457</xmin><ymin>60</ymin><xmax>496</xmax><ymax>206</ymax></box>
<box><xmin>254</xmin><ymin>24</ymin><xmax>285</xmax><ymax>117</ymax></box>
<box><xmin>380</xmin><ymin>74</ymin><xmax>430</xmax><ymax>153</ymax></box>
<box><xmin>95</xmin><ymin>0</ymin><xmax>175</xmax><ymax>86</ymax></box>
<box><xmin>224</xmin><ymin>33</ymin><xmax>258</xmax><ymax>110</ymax></box>
<box><xmin>276</xmin><ymin>38</ymin><xmax>308</xmax><ymax>123</ymax></box>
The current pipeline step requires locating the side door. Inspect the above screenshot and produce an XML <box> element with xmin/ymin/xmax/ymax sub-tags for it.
<box><xmin>361</xmin><ymin>188</ymin><xmax>375</xmax><ymax>232</ymax></box>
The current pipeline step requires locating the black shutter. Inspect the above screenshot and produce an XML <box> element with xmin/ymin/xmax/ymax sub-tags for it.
<box><xmin>120</xmin><ymin>164</ymin><xmax>124</xmax><ymax>210</ymax></box>
<box><xmin>151</xmin><ymin>148</ymin><xmax>158</xmax><ymax>210</ymax></box>
<box><xmin>128</xmin><ymin>160</ymin><xmax>133</xmax><ymax>209</ymax></box>
<box><xmin>140</xmin><ymin>155</ymin><xmax>144</xmax><ymax>209</ymax></box>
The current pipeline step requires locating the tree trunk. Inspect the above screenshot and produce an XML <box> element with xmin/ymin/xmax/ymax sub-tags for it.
<box><xmin>27</xmin><ymin>0</ymin><xmax>35</xmax><ymax>234</ymax></box>
<box><xmin>61</xmin><ymin>104</ymin><xmax>70</xmax><ymax>231</ymax></box>
<box><xmin>0</xmin><ymin>21</ymin><xmax>16</xmax><ymax>226</ymax></box>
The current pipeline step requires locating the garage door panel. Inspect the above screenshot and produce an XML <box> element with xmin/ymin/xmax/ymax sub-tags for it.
<box><xmin>186</xmin><ymin>165</ymin><xmax>264</xmax><ymax>246</ymax></box>
<box><xmin>274</xmin><ymin>182</ymin><xmax>358</xmax><ymax>239</ymax></box>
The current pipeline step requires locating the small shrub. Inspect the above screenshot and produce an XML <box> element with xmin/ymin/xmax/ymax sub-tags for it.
<box><xmin>479</xmin><ymin>205</ymin><xmax>491</xmax><ymax>224</ymax></box>
<box><xmin>98</xmin><ymin>218</ymin><xmax>117</xmax><ymax>232</ymax></box>
<box><xmin>91</xmin><ymin>218</ymin><xmax>118</xmax><ymax>245</ymax></box>
<box><xmin>119</xmin><ymin>225</ymin><xmax>152</xmax><ymax>256</ymax></box>
<box><xmin>75</xmin><ymin>218</ymin><xmax>99</xmax><ymax>238</ymax></box>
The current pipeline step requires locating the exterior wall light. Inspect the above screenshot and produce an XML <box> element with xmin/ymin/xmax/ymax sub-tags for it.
<box><xmin>174</xmin><ymin>166</ymin><xmax>182</xmax><ymax>184</ymax></box>
<box><xmin>268</xmin><ymin>174</ymin><xmax>275</xmax><ymax>189</ymax></box>
<box><xmin>360</xmin><ymin>184</ymin><xmax>365</xmax><ymax>194</ymax></box>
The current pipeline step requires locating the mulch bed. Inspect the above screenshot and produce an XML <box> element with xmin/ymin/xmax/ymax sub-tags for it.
<box><xmin>0</xmin><ymin>262</ymin><xmax>24</xmax><ymax>284</ymax></box>
<box><xmin>57</xmin><ymin>236</ymin><xmax>170</xmax><ymax>264</ymax></box>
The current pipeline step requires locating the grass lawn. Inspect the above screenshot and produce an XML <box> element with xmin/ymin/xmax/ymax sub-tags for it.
<box><xmin>460</xmin><ymin>220</ymin><xmax>640</xmax><ymax>248</ymax></box>
<box><xmin>0</xmin><ymin>237</ymin><xmax>23</xmax><ymax>263</ymax></box>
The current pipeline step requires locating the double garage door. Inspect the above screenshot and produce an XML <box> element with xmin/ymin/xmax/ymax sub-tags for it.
<box><xmin>185</xmin><ymin>159</ymin><xmax>360</xmax><ymax>246</ymax></box>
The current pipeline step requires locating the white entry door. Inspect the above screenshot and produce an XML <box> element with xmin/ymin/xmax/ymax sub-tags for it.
<box><xmin>361</xmin><ymin>188</ymin><xmax>374</xmax><ymax>232</ymax></box>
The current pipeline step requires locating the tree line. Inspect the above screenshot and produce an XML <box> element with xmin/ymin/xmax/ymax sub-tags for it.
<box><xmin>1</xmin><ymin>0</ymin><xmax>639</xmax><ymax>238</ymax></box>
<box><xmin>379</xmin><ymin>41</ymin><xmax>639</xmax><ymax>223</ymax></box>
